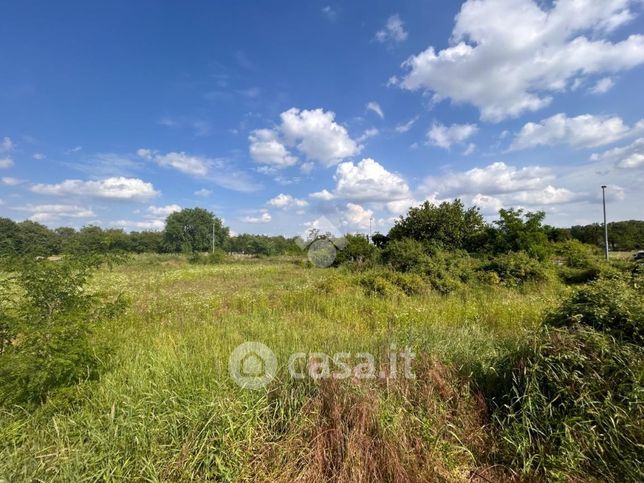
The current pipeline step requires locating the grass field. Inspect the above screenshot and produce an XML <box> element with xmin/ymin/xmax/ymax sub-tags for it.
<box><xmin>0</xmin><ymin>255</ymin><xmax>625</xmax><ymax>481</ymax></box>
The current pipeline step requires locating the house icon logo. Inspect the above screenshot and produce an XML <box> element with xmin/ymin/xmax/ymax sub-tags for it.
<box><xmin>228</xmin><ymin>342</ymin><xmax>277</xmax><ymax>390</ymax></box>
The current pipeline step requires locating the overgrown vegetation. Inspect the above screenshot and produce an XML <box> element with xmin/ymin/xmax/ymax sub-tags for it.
<box><xmin>0</xmin><ymin>200</ymin><xmax>642</xmax><ymax>481</ymax></box>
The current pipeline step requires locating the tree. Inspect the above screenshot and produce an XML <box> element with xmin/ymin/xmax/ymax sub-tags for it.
<box><xmin>388</xmin><ymin>199</ymin><xmax>485</xmax><ymax>251</ymax></box>
<box><xmin>16</xmin><ymin>220</ymin><xmax>60</xmax><ymax>256</ymax></box>
<box><xmin>0</xmin><ymin>218</ymin><xmax>19</xmax><ymax>256</ymax></box>
<box><xmin>492</xmin><ymin>209</ymin><xmax>550</xmax><ymax>259</ymax></box>
<box><xmin>163</xmin><ymin>208</ymin><xmax>229</xmax><ymax>253</ymax></box>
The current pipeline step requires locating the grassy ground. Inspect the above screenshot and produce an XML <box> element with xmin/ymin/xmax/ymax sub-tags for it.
<box><xmin>0</xmin><ymin>256</ymin><xmax>565</xmax><ymax>481</ymax></box>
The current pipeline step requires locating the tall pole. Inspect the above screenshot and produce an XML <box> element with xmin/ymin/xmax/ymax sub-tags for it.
<box><xmin>369</xmin><ymin>216</ymin><xmax>373</xmax><ymax>242</ymax></box>
<box><xmin>212</xmin><ymin>222</ymin><xmax>215</xmax><ymax>254</ymax></box>
<box><xmin>601</xmin><ymin>185</ymin><xmax>609</xmax><ymax>261</ymax></box>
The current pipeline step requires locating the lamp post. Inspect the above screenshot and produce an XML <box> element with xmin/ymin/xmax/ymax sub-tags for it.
<box><xmin>601</xmin><ymin>185</ymin><xmax>609</xmax><ymax>261</ymax></box>
<box><xmin>212</xmin><ymin>222</ymin><xmax>215</xmax><ymax>254</ymax></box>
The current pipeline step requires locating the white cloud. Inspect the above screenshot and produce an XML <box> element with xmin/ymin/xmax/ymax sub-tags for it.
<box><xmin>344</xmin><ymin>203</ymin><xmax>373</xmax><ymax>229</ymax></box>
<box><xmin>375</xmin><ymin>14</ymin><xmax>408</xmax><ymax>43</ymax></box>
<box><xmin>397</xmin><ymin>0</ymin><xmax>644</xmax><ymax>121</ymax></box>
<box><xmin>31</xmin><ymin>177</ymin><xmax>159</xmax><ymax>202</ymax></box>
<box><xmin>139</xmin><ymin>148</ymin><xmax>259</xmax><ymax>192</ymax></box>
<box><xmin>395</xmin><ymin>117</ymin><xmax>418</xmax><ymax>133</ymax></box>
<box><xmin>1</xmin><ymin>137</ymin><xmax>14</xmax><ymax>152</ymax></box>
<box><xmin>385</xmin><ymin>198</ymin><xmax>420</xmax><ymax>215</ymax></box>
<box><xmin>194</xmin><ymin>188</ymin><xmax>212</xmax><ymax>197</ymax></box>
<box><xmin>321</xmin><ymin>5</ymin><xmax>337</xmax><ymax>20</ymax></box>
<box><xmin>249</xmin><ymin>129</ymin><xmax>298</xmax><ymax>168</ymax></box>
<box><xmin>425</xmin><ymin>161</ymin><xmax>553</xmax><ymax>196</ymax></box>
<box><xmin>147</xmin><ymin>204</ymin><xmax>181</xmax><ymax>217</ymax></box>
<box><xmin>1</xmin><ymin>177</ymin><xmax>23</xmax><ymax>186</ymax></box>
<box><xmin>267</xmin><ymin>193</ymin><xmax>308</xmax><ymax>209</ymax></box>
<box><xmin>471</xmin><ymin>193</ymin><xmax>503</xmax><ymax>215</ymax></box>
<box><xmin>356</xmin><ymin>128</ymin><xmax>379</xmax><ymax>143</ymax></box>
<box><xmin>280</xmin><ymin>108</ymin><xmax>360</xmax><ymax>167</ymax></box>
<box><xmin>242</xmin><ymin>211</ymin><xmax>272</xmax><ymax>224</ymax></box>
<box><xmin>463</xmin><ymin>143</ymin><xmax>476</xmax><ymax>155</ymax></box>
<box><xmin>427</xmin><ymin>122</ymin><xmax>478</xmax><ymax>149</ymax></box>
<box><xmin>366</xmin><ymin>101</ymin><xmax>384</xmax><ymax>119</ymax></box>
<box><xmin>250</xmin><ymin>108</ymin><xmax>360</xmax><ymax>169</ymax></box>
<box><xmin>511</xmin><ymin>113</ymin><xmax>644</xmax><ymax>150</ymax></box>
<box><xmin>511</xmin><ymin>186</ymin><xmax>582</xmax><ymax>205</ymax></box>
<box><xmin>0</xmin><ymin>158</ymin><xmax>14</xmax><ymax>169</ymax></box>
<box><xmin>147</xmin><ymin>150</ymin><xmax>210</xmax><ymax>176</ymax></box>
<box><xmin>309</xmin><ymin>189</ymin><xmax>335</xmax><ymax>201</ymax></box>
<box><xmin>22</xmin><ymin>204</ymin><xmax>95</xmax><ymax>223</ymax></box>
<box><xmin>589</xmin><ymin>77</ymin><xmax>615</xmax><ymax>94</ymax></box>
<box><xmin>334</xmin><ymin>158</ymin><xmax>411</xmax><ymax>202</ymax></box>
<box><xmin>33</xmin><ymin>153</ymin><xmax>46</xmax><ymax>160</ymax></box>
<box><xmin>591</xmin><ymin>137</ymin><xmax>644</xmax><ymax>168</ymax></box>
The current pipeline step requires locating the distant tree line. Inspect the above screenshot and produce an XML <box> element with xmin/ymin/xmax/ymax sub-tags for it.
<box><xmin>0</xmin><ymin>204</ymin><xmax>642</xmax><ymax>259</ymax></box>
<box><xmin>0</xmin><ymin>207</ymin><xmax>301</xmax><ymax>257</ymax></box>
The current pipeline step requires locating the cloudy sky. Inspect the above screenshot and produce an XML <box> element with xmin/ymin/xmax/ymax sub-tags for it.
<box><xmin>1</xmin><ymin>0</ymin><xmax>643</xmax><ymax>235</ymax></box>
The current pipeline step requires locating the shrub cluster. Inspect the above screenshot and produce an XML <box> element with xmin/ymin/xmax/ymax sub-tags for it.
<box><xmin>0</xmin><ymin>256</ymin><xmax>127</xmax><ymax>406</ymax></box>
<box><xmin>484</xmin><ymin>276</ymin><xmax>644</xmax><ymax>481</ymax></box>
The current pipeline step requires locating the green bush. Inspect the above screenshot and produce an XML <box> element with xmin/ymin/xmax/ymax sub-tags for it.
<box><xmin>334</xmin><ymin>234</ymin><xmax>379</xmax><ymax>270</ymax></box>
<box><xmin>188</xmin><ymin>249</ymin><xmax>227</xmax><ymax>264</ymax></box>
<box><xmin>553</xmin><ymin>240</ymin><xmax>620</xmax><ymax>284</ymax></box>
<box><xmin>488</xmin><ymin>327</ymin><xmax>643</xmax><ymax>481</ymax></box>
<box><xmin>381</xmin><ymin>238</ymin><xmax>431</xmax><ymax>273</ymax></box>
<box><xmin>481</xmin><ymin>251</ymin><xmax>551</xmax><ymax>286</ymax></box>
<box><xmin>355</xmin><ymin>269</ymin><xmax>427</xmax><ymax>297</ymax></box>
<box><xmin>0</xmin><ymin>256</ymin><xmax>127</xmax><ymax>406</ymax></box>
<box><xmin>546</xmin><ymin>277</ymin><xmax>643</xmax><ymax>344</ymax></box>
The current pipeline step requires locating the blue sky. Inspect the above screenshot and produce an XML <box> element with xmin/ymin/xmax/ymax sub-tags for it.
<box><xmin>1</xmin><ymin>0</ymin><xmax>643</xmax><ymax>236</ymax></box>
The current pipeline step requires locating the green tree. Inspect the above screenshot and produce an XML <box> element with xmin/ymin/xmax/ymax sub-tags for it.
<box><xmin>388</xmin><ymin>199</ymin><xmax>485</xmax><ymax>251</ymax></box>
<box><xmin>16</xmin><ymin>220</ymin><xmax>60</xmax><ymax>256</ymax></box>
<box><xmin>492</xmin><ymin>209</ymin><xmax>550</xmax><ymax>259</ymax></box>
<box><xmin>0</xmin><ymin>218</ymin><xmax>19</xmax><ymax>256</ymax></box>
<box><xmin>163</xmin><ymin>208</ymin><xmax>229</xmax><ymax>253</ymax></box>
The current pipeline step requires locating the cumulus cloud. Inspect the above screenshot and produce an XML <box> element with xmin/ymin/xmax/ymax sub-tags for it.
<box><xmin>511</xmin><ymin>113</ymin><xmax>644</xmax><ymax>150</ymax></box>
<box><xmin>249</xmin><ymin>129</ymin><xmax>298</xmax><ymax>167</ymax></box>
<box><xmin>267</xmin><ymin>193</ymin><xmax>308</xmax><ymax>209</ymax></box>
<box><xmin>242</xmin><ymin>211</ymin><xmax>272</xmax><ymax>224</ymax></box>
<box><xmin>424</xmin><ymin>161</ymin><xmax>554</xmax><ymax>196</ymax></box>
<box><xmin>375</xmin><ymin>14</ymin><xmax>408</xmax><ymax>43</ymax></box>
<box><xmin>344</xmin><ymin>203</ymin><xmax>374</xmax><ymax>229</ymax></box>
<box><xmin>0</xmin><ymin>158</ymin><xmax>14</xmax><ymax>169</ymax></box>
<box><xmin>250</xmin><ymin>108</ymin><xmax>360</xmax><ymax>169</ymax></box>
<box><xmin>591</xmin><ymin>137</ymin><xmax>644</xmax><ymax>168</ymax></box>
<box><xmin>147</xmin><ymin>204</ymin><xmax>181</xmax><ymax>217</ymax></box>
<box><xmin>333</xmin><ymin>158</ymin><xmax>411</xmax><ymax>202</ymax></box>
<box><xmin>366</xmin><ymin>101</ymin><xmax>384</xmax><ymax>119</ymax></box>
<box><xmin>309</xmin><ymin>189</ymin><xmax>335</xmax><ymax>201</ymax></box>
<box><xmin>427</xmin><ymin>122</ymin><xmax>478</xmax><ymax>149</ymax></box>
<box><xmin>22</xmin><ymin>204</ymin><xmax>95</xmax><ymax>223</ymax></box>
<box><xmin>31</xmin><ymin>177</ymin><xmax>159</xmax><ymax>202</ymax></box>
<box><xmin>396</xmin><ymin>0</ymin><xmax>644</xmax><ymax>121</ymax></box>
<box><xmin>280</xmin><ymin>108</ymin><xmax>360</xmax><ymax>167</ymax></box>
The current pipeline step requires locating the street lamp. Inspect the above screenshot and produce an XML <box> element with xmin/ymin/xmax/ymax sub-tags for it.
<box><xmin>601</xmin><ymin>185</ymin><xmax>609</xmax><ymax>261</ymax></box>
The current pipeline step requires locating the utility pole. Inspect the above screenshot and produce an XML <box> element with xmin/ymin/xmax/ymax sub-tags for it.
<box><xmin>601</xmin><ymin>185</ymin><xmax>609</xmax><ymax>261</ymax></box>
<box><xmin>212</xmin><ymin>222</ymin><xmax>215</xmax><ymax>254</ymax></box>
<box><xmin>369</xmin><ymin>216</ymin><xmax>373</xmax><ymax>242</ymax></box>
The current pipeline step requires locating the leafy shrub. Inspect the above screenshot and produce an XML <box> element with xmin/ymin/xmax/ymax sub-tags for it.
<box><xmin>357</xmin><ymin>271</ymin><xmax>400</xmax><ymax>297</ymax></box>
<box><xmin>334</xmin><ymin>234</ymin><xmax>379</xmax><ymax>270</ymax></box>
<box><xmin>546</xmin><ymin>277</ymin><xmax>643</xmax><ymax>344</ymax></box>
<box><xmin>481</xmin><ymin>251</ymin><xmax>551</xmax><ymax>286</ymax></box>
<box><xmin>356</xmin><ymin>270</ymin><xmax>427</xmax><ymax>297</ymax></box>
<box><xmin>188</xmin><ymin>249</ymin><xmax>227</xmax><ymax>264</ymax></box>
<box><xmin>487</xmin><ymin>327</ymin><xmax>643</xmax><ymax>481</ymax></box>
<box><xmin>553</xmin><ymin>240</ymin><xmax>620</xmax><ymax>284</ymax></box>
<box><xmin>381</xmin><ymin>238</ymin><xmax>430</xmax><ymax>273</ymax></box>
<box><xmin>0</xmin><ymin>256</ymin><xmax>126</xmax><ymax>406</ymax></box>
